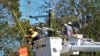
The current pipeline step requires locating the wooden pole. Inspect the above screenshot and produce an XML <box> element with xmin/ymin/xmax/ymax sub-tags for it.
<box><xmin>48</xmin><ymin>10</ymin><xmax>55</xmax><ymax>37</ymax></box>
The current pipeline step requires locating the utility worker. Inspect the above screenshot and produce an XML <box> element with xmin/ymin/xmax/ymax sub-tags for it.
<box><xmin>63</xmin><ymin>22</ymin><xmax>73</xmax><ymax>37</ymax></box>
<box><xmin>25</xmin><ymin>28</ymin><xmax>41</xmax><ymax>45</ymax></box>
<box><xmin>62</xmin><ymin>22</ymin><xmax>73</xmax><ymax>43</ymax></box>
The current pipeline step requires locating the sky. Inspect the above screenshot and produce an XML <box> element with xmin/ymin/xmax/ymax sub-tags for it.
<box><xmin>19</xmin><ymin>0</ymin><xmax>80</xmax><ymax>25</ymax></box>
<box><xmin>19</xmin><ymin>0</ymin><xmax>46</xmax><ymax>24</ymax></box>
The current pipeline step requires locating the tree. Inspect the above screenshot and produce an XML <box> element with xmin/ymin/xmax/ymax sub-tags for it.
<box><xmin>75</xmin><ymin>0</ymin><xmax>100</xmax><ymax>56</ymax></box>
<box><xmin>0</xmin><ymin>0</ymin><xmax>21</xmax><ymax>37</ymax></box>
<box><xmin>0</xmin><ymin>0</ymin><xmax>33</xmax><ymax>56</ymax></box>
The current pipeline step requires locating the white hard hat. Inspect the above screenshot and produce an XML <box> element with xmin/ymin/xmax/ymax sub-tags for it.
<box><xmin>68</xmin><ymin>22</ymin><xmax>72</xmax><ymax>25</ymax></box>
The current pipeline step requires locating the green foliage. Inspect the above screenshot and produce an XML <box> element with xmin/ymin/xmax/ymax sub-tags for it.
<box><xmin>79</xmin><ymin>0</ymin><xmax>100</xmax><ymax>56</ymax></box>
<box><xmin>0</xmin><ymin>0</ymin><xmax>31</xmax><ymax>56</ymax></box>
<box><xmin>0</xmin><ymin>0</ymin><xmax>21</xmax><ymax>21</ymax></box>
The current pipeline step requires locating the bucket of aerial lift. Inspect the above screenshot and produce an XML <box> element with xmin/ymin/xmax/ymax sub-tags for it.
<box><xmin>34</xmin><ymin>37</ymin><xmax>62</xmax><ymax>56</ymax></box>
<box><xmin>18</xmin><ymin>46</ymin><xmax>28</xmax><ymax>56</ymax></box>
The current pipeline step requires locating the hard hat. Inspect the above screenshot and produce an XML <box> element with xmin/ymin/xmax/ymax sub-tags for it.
<box><xmin>68</xmin><ymin>22</ymin><xmax>72</xmax><ymax>25</ymax></box>
<box><xmin>29</xmin><ymin>28</ymin><xmax>33</xmax><ymax>31</ymax></box>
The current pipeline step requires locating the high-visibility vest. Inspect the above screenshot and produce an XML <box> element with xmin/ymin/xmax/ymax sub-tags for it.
<box><xmin>19</xmin><ymin>47</ymin><xmax>28</xmax><ymax>56</ymax></box>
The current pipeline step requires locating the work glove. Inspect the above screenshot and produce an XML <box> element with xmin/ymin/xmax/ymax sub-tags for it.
<box><xmin>29</xmin><ymin>41</ymin><xmax>34</xmax><ymax>45</ymax></box>
<box><xmin>25</xmin><ymin>35</ymin><xmax>31</xmax><ymax>39</ymax></box>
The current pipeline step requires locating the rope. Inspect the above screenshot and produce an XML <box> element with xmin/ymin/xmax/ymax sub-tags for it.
<box><xmin>12</xmin><ymin>9</ymin><xmax>26</xmax><ymax>45</ymax></box>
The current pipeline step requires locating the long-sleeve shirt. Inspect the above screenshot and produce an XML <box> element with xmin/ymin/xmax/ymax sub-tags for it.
<box><xmin>31</xmin><ymin>31</ymin><xmax>41</xmax><ymax>41</ymax></box>
<box><xmin>31</xmin><ymin>31</ymin><xmax>38</xmax><ymax>38</ymax></box>
<box><xmin>64</xmin><ymin>24</ymin><xmax>73</xmax><ymax>36</ymax></box>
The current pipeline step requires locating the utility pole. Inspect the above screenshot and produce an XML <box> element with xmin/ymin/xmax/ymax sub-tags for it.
<box><xmin>29</xmin><ymin>9</ymin><xmax>55</xmax><ymax>37</ymax></box>
<box><xmin>48</xmin><ymin>10</ymin><xmax>54</xmax><ymax>28</ymax></box>
<box><xmin>29</xmin><ymin>9</ymin><xmax>73</xmax><ymax>37</ymax></box>
<box><xmin>48</xmin><ymin>10</ymin><xmax>55</xmax><ymax>37</ymax></box>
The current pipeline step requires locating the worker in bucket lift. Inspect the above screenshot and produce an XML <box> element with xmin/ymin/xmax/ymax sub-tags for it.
<box><xmin>62</xmin><ymin>22</ymin><xmax>73</xmax><ymax>43</ymax></box>
<box><xmin>63</xmin><ymin>22</ymin><xmax>73</xmax><ymax>36</ymax></box>
<box><xmin>25</xmin><ymin>28</ymin><xmax>42</xmax><ymax>45</ymax></box>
